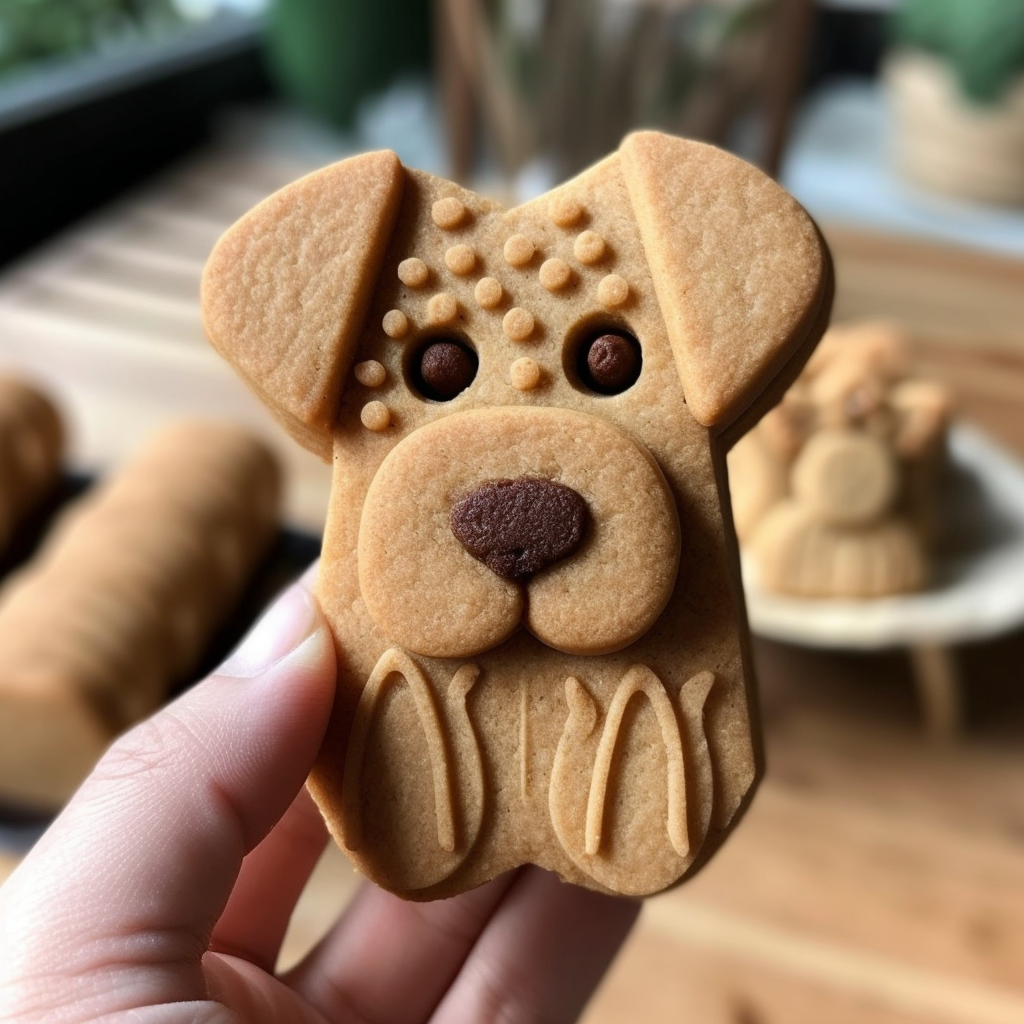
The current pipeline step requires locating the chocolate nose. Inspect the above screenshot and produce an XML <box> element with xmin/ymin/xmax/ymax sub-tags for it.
<box><xmin>450</xmin><ymin>478</ymin><xmax>588</xmax><ymax>581</ymax></box>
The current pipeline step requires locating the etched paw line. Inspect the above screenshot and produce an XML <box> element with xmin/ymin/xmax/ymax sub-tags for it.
<box><xmin>584</xmin><ymin>664</ymin><xmax>690</xmax><ymax>858</ymax></box>
<box><xmin>341</xmin><ymin>648</ymin><xmax>481</xmax><ymax>854</ymax></box>
<box><xmin>342</xmin><ymin>647</ymin><xmax>714</xmax><ymax>888</ymax></box>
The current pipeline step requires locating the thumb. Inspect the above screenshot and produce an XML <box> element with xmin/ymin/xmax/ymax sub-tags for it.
<box><xmin>0</xmin><ymin>575</ymin><xmax>336</xmax><ymax>1022</ymax></box>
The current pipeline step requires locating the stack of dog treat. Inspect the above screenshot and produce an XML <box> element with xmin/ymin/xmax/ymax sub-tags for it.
<box><xmin>729</xmin><ymin>322</ymin><xmax>951</xmax><ymax>599</ymax></box>
<box><xmin>0</xmin><ymin>384</ymin><xmax>282</xmax><ymax>812</ymax></box>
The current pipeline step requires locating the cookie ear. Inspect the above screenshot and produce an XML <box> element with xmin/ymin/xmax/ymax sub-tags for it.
<box><xmin>620</xmin><ymin>132</ymin><xmax>832</xmax><ymax>434</ymax></box>
<box><xmin>201</xmin><ymin>151</ymin><xmax>405</xmax><ymax>460</ymax></box>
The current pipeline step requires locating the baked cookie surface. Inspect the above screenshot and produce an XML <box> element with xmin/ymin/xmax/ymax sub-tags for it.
<box><xmin>203</xmin><ymin>132</ymin><xmax>833</xmax><ymax>899</ymax></box>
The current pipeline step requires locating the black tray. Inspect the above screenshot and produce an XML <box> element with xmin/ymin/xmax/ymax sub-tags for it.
<box><xmin>0</xmin><ymin>14</ymin><xmax>270</xmax><ymax>270</ymax></box>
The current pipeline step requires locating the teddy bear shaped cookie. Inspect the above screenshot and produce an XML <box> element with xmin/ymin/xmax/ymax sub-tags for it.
<box><xmin>730</xmin><ymin>321</ymin><xmax>951</xmax><ymax>598</ymax></box>
<box><xmin>202</xmin><ymin>132</ymin><xmax>832</xmax><ymax>899</ymax></box>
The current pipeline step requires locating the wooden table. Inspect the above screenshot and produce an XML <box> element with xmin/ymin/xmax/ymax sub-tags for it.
<box><xmin>1</xmin><ymin>158</ymin><xmax>1024</xmax><ymax>1023</ymax></box>
<box><xmin>829</xmin><ymin>229</ymin><xmax>1024</xmax><ymax>744</ymax></box>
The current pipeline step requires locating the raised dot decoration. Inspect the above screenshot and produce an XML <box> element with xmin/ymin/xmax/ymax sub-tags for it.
<box><xmin>510</xmin><ymin>357</ymin><xmax>542</xmax><ymax>391</ymax></box>
<box><xmin>398</xmin><ymin>258</ymin><xmax>429</xmax><ymax>288</ymax></box>
<box><xmin>597</xmin><ymin>274</ymin><xmax>629</xmax><ymax>308</ymax></box>
<box><xmin>355</xmin><ymin>360</ymin><xmax>386</xmax><ymax>388</ymax></box>
<box><xmin>432</xmin><ymin>197</ymin><xmax>467</xmax><ymax>230</ymax></box>
<box><xmin>428</xmin><ymin>293</ymin><xmax>459</xmax><ymax>325</ymax></box>
<box><xmin>361</xmin><ymin>401</ymin><xmax>391</xmax><ymax>431</ymax></box>
<box><xmin>475</xmin><ymin>277</ymin><xmax>503</xmax><ymax>309</ymax></box>
<box><xmin>504</xmin><ymin>234</ymin><xmax>535</xmax><ymax>268</ymax></box>
<box><xmin>574</xmin><ymin>231</ymin><xmax>606</xmax><ymax>265</ymax></box>
<box><xmin>549</xmin><ymin>194</ymin><xmax>584</xmax><ymax>228</ymax></box>
<box><xmin>539</xmin><ymin>258</ymin><xmax>572</xmax><ymax>292</ymax></box>
<box><xmin>445</xmin><ymin>244</ymin><xmax>476</xmax><ymax>276</ymax></box>
<box><xmin>382</xmin><ymin>310</ymin><xmax>408</xmax><ymax>338</ymax></box>
<box><xmin>503</xmin><ymin>307</ymin><xmax>535</xmax><ymax>341</ymax></box>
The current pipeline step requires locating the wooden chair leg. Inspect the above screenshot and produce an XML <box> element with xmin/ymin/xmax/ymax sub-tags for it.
<box><xmin>760</xmin><ymin>0</ymin><xmax>816</xmax><ymax>178</ymax></box>
<box><xmin>909</xmin><ymin>644</ymin><xmax>962</xmax><ymax>741</ymax></box>
<box><xmin>433</xmin><ymin>0</ymin><xmax>479</xmax><ymax>183</ymax></box>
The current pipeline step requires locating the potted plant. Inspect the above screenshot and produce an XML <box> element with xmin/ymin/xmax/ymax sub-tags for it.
<box><xmin>885</xmin><ymin>0</ymin><xmax>1024</xmax><ymax>206</ymax></box>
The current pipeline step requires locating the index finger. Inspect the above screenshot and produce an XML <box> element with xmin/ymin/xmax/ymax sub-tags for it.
<box><xmin>0</xmin><ymin>579</ymin><xmax>336</xmax><ymax>1021</ymax></box>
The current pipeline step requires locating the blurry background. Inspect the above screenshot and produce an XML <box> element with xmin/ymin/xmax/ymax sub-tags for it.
<box><xmin>2</xmin><ymin>0</ymin><xmax>1024</xmax><ymax>1021</ymax></box>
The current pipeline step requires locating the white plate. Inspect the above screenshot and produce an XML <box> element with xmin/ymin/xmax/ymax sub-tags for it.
<box><xmin>742</xmin><ymin>425</ymin><xmax>1024</xmax><ymax>650</ymax></box>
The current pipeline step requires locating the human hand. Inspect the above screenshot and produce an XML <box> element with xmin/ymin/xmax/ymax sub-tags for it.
<box><xmin>0</xmin><ymin>569</ymin><xmax>639</xmax><ymax>1024</ymax></box>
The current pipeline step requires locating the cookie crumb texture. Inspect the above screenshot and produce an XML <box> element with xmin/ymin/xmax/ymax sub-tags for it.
<box><xmin>202</xmin><ymin>132</ymin><xmax>832</xmax><ymax>900</ymax></box>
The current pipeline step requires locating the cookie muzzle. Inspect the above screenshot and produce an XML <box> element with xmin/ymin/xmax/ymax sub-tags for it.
<box><xmin>450</xmin><ymin>478</ymin><xmax>588</xmax><ymax>581</ymax></box>
<box><xmin>357</xmin><ymin>407</ymin><xmax>680</xmax><ymax>660</ymax></box>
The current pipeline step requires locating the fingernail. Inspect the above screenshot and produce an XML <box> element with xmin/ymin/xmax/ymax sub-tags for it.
<box><xmin>219</xmin><ymin>584</ymin><xmax>318</xmax><ymax>678</ymax></box>
<box><xmin>299</xmin><ymin>558</ymin><xmax>320</xmax><ymax>590</ymax></box>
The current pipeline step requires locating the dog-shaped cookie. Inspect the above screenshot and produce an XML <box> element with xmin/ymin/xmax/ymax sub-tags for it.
<box><xmin>730</xmin><ymin>322</ymin><xmax>951</xmax><ymax>598</ymax></box>
<box><xmin>202</xmin><ymin>132</ymin><xmax>832</xmax><ymax>898</ymax></box>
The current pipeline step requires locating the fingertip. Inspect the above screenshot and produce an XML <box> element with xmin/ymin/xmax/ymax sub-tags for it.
<box><xmin>520</xmin><ymin>864</ymin><xmax>641</xmax><ymax>933</ymax></box>
<box><xmin>218</xmin><ymin>580</ymin><xmax>320</xmax><ymax>679</ymax></box>
<box><xmin>299</xmin><ymin>557</ymin><xmax>320</xmax><ymax>590</ymax></box>
<box><xmin>161</xmin><ymin>578</ymin><xmax>338</xmax><ymax>843</ymax></box>
<box><xmin>430</xmin><ymin>867</ymin><xmax>639</xmax><ymax>1024</ymax></box>
<box><xmin>2</xmin><ymin>576</ymin><xmax>342</xmax><ymax>1004</ymax></box>
<box><xmin>84</xmin><ymin>575</ymin><xmax>337</xmax><ymax>865</ymax></box>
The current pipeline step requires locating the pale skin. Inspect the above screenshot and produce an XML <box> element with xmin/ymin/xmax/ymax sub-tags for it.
<box><xmin>0</xmin><ymin>567</ymin><xmax>639</xmax><ymax>1023</ymax></box>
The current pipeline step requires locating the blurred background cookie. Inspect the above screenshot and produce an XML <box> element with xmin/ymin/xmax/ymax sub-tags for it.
<box><xmin>730</xmin><ymin>321</ymin><xmax>951</xmax><ymax>599</ymax></box>
<box><xmin>0</xmin><ymin>420</ymin><xmax>281</xmax><ymax>811</ymax></box>
<box><xmin>2</xmin><ymin>0</ymin><xmax>1024</xmax><ymax>1012</ymax></box>
<box><xmin>0</xmin><ymin>376</ymin><xmax>63</xmax><ymax>553</ymax></box>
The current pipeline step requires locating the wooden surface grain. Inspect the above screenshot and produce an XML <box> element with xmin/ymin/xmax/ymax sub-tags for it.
<box><xmin>270</xmin><ymin>226</ymin><xmax>1024</xmax><ymax>1024</ymax></box>
<box><xmin>1</xmin><ymin>155</ymin><xmax>1024</xmax><ymax>1024</ymax></box>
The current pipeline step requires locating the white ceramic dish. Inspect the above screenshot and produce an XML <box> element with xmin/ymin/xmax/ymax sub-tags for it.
<box><xmin>742</xmin><ymin>424</ymin><xmax>1024</xmax><ymax>650</ymax></box>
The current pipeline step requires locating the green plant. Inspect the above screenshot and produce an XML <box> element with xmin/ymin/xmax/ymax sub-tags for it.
<box><xmin>0</xmin><ymin>0</ymin><xmax>183</xmax><ymax>78</ymax></box>
<box><xmin>894</xmin><ymin>0</ymin><xmax>1024</xmax><ymax>104</ymax></box>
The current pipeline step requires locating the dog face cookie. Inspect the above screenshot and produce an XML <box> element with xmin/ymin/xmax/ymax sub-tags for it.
<box><xmin>203</xmin><ymin>132</ymin><xmax>832</xmax><ymax>898</ymax></box>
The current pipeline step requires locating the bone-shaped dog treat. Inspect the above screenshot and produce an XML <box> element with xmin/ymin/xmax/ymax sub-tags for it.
<box><xmin>0</xmin><ymin>421</ymin><xmax>281</xmax><ymax>810</ymax></box>
<box><xmin>0</xmin><ymin>376</ymin><xmax>63</xmax><ymax>548</ymax></box>
<box><xmin>203</xmin><ymin>132</ymin><xmax>833</xmax><ymax>898</ymax></box>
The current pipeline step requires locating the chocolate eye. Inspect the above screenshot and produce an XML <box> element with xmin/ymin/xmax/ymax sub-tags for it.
<box><xmin>412</xmin><ymin>339</ymin><xmax>478</xmax><ymax>401</ymax></box>
<box><xmin>578</xmin><ymin>331</ymin><xmax>642</xmax><ymax>394</ymax></box>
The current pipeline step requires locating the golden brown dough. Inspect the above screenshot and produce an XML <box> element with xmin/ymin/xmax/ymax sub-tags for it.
<box><xmin>0</xmin><ymin>376</ymin><xmax>63</xmax><ymax>549</ymax></box>
<box><xmin>0</xmin><ymin>421</ymin><xmax>281</xmax><ymax>810</ymax></box>
<box><xmin>203</xmin><ymin>132</ymin><xmax>833</xmax><ymax>899</ymax></box>
<box><xmin>730</xmin><ymin>321</ymin><xmax>951</xmax><ymax>598</ymax></box>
